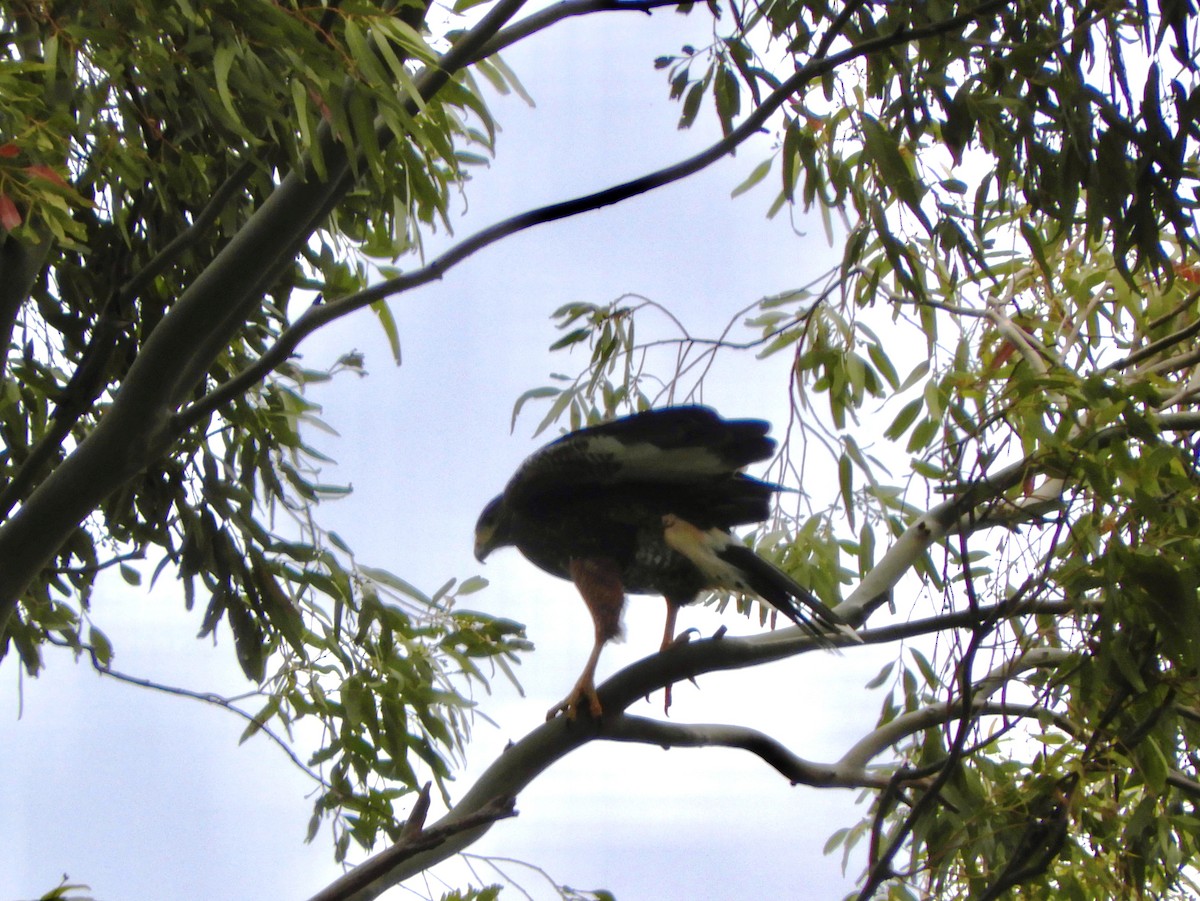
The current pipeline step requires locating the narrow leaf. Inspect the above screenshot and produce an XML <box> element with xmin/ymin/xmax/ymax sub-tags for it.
<box><xmin>370</xmin><ymin>300</ymin><xmax>402</xmax><ymax>364</ymax></box>
<box><xmin>732</xmin><ymin>158</ymin><xmax>772</xmax><ymax>198</ymax></box>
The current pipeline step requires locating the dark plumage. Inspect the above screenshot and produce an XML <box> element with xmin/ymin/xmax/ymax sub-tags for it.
<box><xmin>474</xmin><ymin>406</ymin><xmax>850</xmax><ymax>718</ymax></box>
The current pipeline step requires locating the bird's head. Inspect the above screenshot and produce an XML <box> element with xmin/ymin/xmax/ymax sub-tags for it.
<box><xmin>473</xmin><ymin>495</ymin><xmax>510</xmax><ymax>563</ymax></box>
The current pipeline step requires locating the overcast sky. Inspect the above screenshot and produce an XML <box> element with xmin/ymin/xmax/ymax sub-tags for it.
<box><xmin>3</xmin><ymin>7</ymin><xmax>903</xmax><ymax>900</ymax></box>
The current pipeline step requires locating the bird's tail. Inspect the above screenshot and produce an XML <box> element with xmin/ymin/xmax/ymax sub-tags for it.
<box><xmin>661</xmin><ymin>515</ymin><xmax>859</xmax><ymax>645</ymax></box>
<box><xmin>714</xmin><ymin>543</ymin><xmax>859</xmax><ymax>644</ymax></box>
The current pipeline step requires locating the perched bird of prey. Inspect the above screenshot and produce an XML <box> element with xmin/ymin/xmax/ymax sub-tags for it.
<box><xmin>474</xmin><ymin>405</ymin><xmax>851</xmax><ymax>719</ymax></box>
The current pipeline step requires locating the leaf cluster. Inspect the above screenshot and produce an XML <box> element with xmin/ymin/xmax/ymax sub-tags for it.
<box><xmin>663</xmin><ymin>0</ymin><xmax>1200</xmax><ymax>292</ymax></box>
<box><xmin>505</xmin><ymin>3</ymin><xmax>1200</xmax><ymax>895</ymax></box>
<box><xmin>0</xmin><ymin>0</ymin><xmax>525</xmax><ymax>859</ymax></box>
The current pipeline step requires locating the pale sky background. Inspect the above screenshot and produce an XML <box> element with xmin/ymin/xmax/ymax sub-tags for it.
<box><xmin>3</xmin><ymin>7</ymin><xmax>909</xmax><ymax>900</ymax></box>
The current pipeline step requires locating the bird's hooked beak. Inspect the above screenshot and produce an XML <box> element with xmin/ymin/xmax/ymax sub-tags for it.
<box><xmin>474</xmin><ymin>532</ymin><xmax>492</xmax><ymax>564</ymax></box>
<box><xmin>474</xmin><ymin>495</ymin><xmax>505</xmax><ymax>563</ymax></box>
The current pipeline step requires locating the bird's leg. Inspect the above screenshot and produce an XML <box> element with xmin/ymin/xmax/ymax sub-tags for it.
<box><xmin>547</xmin><ymin>636</ymin><xmax>605</xmax><ymax>721</ymax></box>
<box><xmin>659</xmin><ymin>599</ymin><xmax>680</xmax><ymax>652</ymax></box>
<box><xmin>658</xmin><ymin>598</ymin><xmax>684</xmax><ymax>714</ymax></box>
<box><xmin>548</xmin><ymin>558</ymin><xmax>625</xmax><ymax>721</ymax></box>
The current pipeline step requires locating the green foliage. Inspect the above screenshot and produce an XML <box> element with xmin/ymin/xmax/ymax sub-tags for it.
<box><xmin>540</xmin><ymin>247</ymin><xmax>1200</xmax><ymax>897</ymax></box>
<box><xmin>7</xmin><ymin>0</ymin><xmax>1200</xmax><ymax>898</ymax></box>
<box><xmin>511</xmin><ymin>2</ymin><xmax>1200</xmax><ymax>898</ymax></box>
<box><xmin>36</xmin><ymin>879</ymin><xmax>93</xmax><ymax>901</ymax></box>
<box><xmin>440</xmin><ymin>888</ymin><xmax>502</xmax><ymax>901</ymax></box>
<box><xmin>0</xmin><ymin>0</ymin><xmax>525</xmax><ymax>865</ymax></box>
<box><xmin>665</xmin><ymin>0</ymin><xmax>1200</xmax><ymax>287</ymax></box>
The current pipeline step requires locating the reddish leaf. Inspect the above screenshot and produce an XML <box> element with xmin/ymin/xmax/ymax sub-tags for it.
<box><xmin>24</xmin><ymin>164</ymin><xmax>66</xmax><ymax>187</ymax></box>
<box><xmin>308</xmin><ymin>86</ymin><xmax>332</xmax><ymax>122</ymax></box>
<box><xmin>992</xmin><ymin>340</ymin><xmax>1017</xmax><ymax>368</ymax></box>
<box><xmin>0</xmin><ymin>143</ymin><xmax>18</xmax><ymax>158</ymax></box>
<box><xmin>0</xmin><ymin>194</ymin><xmax>21</xmax><ymax>230</ymax></box>
<box><xmin>1175</xmin><ymin>262</ymin><xmax>1200</xmax><ymax>285</ymax></box>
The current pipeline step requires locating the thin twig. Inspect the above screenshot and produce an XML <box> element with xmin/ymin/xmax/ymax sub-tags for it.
<box><xmin>856</xmin><ymin>621</ymin><xmax>990</xmax><ymax>899</ymax></box>
<box><xmin>119</xmin><ymin>160</ymin><xmax>258</xmax><ymax>304</ymax></box>
<box><xmin>470</xmin><ymin>0</ymin><xmax>683</xmax><ymax>59</ymax></box>
<box><xmin>45</xmin><ymin>632</ymin><xmax>328</xmax><ymax>787</ymax></box>
<box><xmin>0</xmin><ymin>163</ymin><xmax>257</xmax><ymax>520</ymax></box>
<box><xmin>1106</xmin><ymin>288</ymin><xmax>1200</xmax><ymax>373</ymax></box>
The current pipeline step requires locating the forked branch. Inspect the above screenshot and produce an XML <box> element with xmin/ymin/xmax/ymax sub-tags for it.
<box><xmin>323</xmin><ymin>601</ymin><xmax>1069</xmax><ymax>900</ymax></box>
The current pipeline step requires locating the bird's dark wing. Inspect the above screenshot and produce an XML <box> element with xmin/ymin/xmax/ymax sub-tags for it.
<box><xmin>502</xmin><ymin>406</ymin><xmax>776</xmax><ymax>510</ymax></box>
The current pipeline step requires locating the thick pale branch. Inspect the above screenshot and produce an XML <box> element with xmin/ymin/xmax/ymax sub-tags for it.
<box><xmin>309</xmin><ymin>796</ymin><xmax>518</xmax><ymax>901</ymax></box>
<box><xmin>963</xmin><ymin>410</ymin><xmax>1200</xmax><ymax>531</ymax></box>
<box><xmin>336</xmin><ymin>716</ymin><xmax>597</xmax><ymax>901</ymax></box>
<box><xmin>331</xmin><ymin>703</ymin><xmax>890</xmax><ymax>901</ymax></box>
<box><xmin>986</xmin><ymin>306</ymin><xmax>1058</xmax><ymax>374</ymax></box>
<box><xmin>832</xmin><ymin>457</ymin><xmax>1032</xmax><ymax>625</ymax></box>
<box><xmin>121</xmin><ymin>161</ymin><xmax>259</xmax><ymax>309</ymax></box>
<box><xmin>831</xmin><ymin>401</ymin><xmax>1200</xmax><ymax>632</ymax></box>
<box><xmin>839</xmin><ymin>648</ymin><xmax>1070</xmax><ymax>772</ymax></box>
<box><xmin>692</xmin><ymin>598</ymin><xmax>1077</xmax><ymax>669</ymax></box>
<box><xmin>0</xmin><ymin>160</ymin><xmax>251</xmax><ymax>519</ymax></box>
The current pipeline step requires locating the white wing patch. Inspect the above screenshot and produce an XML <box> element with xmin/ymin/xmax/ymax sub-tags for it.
<box><xmin>661</xmin><ymin>514</ymin><xmax>750</xmax><ymax>591</ymax></box>
<box><xmin>586</xmin><ymin>436</ymin><xmax>739</xmax><ymax>481</ymax></box>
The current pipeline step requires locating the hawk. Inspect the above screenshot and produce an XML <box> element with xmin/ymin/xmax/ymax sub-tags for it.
<box><xmin>474</xmin><ymin>405</ymin><xmax>850</xmax><ymax>719</ymax></box>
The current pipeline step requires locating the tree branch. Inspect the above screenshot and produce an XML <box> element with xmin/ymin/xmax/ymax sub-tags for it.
<box><xmin>0</xmin><ymin>157</ymin><xmax>255</xmax><ymax>521</ymax></box>
<box><xmin>46</xmin><ymin>632</ymin><xmax>330</xmax><ymax>789</ymax></box>
<box><xmin>471</xmin><ymin>0</ymin><xmax>686</xmax><ymax>60</ymax></box>
<box><xmin>1106</xmin><ymin>288</ymin><xmax>1200</xmax><ymax>373</ymax></box>
<box><xmin>319</xmin><ymin>598</ymin><xmax>1064</xmax><ymax>900</ymax></box>
<box><xmin>833</xmin><ymin>399</ymin><xmax>1200</xmax><ymax>630</ymax></box>
<box><xmin>839</xmin><ymin>648</ymin><xmax>1070</xmax><ymax>773</ymax></box>
<box><xmin>830</xmin><ymin>461</ymin><xmax>1026</xmax><ymax>625</ymax></box>
<box><xmin>0</xmin><ymin>306</ymin><xmax>125</xmax><ymax>519</ymax></box>
<box><xmin>309</xmin><ymin>796</ymin><xmax>518</xmax><ymax>901</ymax></box>
<box><xmin>0</xmin><ymin>231</ymin><xmax>50</xmax><ymax>379</ymax></box>
<box><xmin>600</xmin><ymin>714</ymin><xmax>894</xmax><ymax>788</ymax></box>
<box><xmin>118</xmin><ymin>160</ymin><xmax>259</xmax><ymax>306</ymax></box>
<box><xmin>331</xmin><ymin>703</ymin><xmax>891</xmax><ymax>901</ymax></box>
<box><xmin>859</xmin><ymin>591</ymin><xmax>993</xmax><ymax>899</ymax></box>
